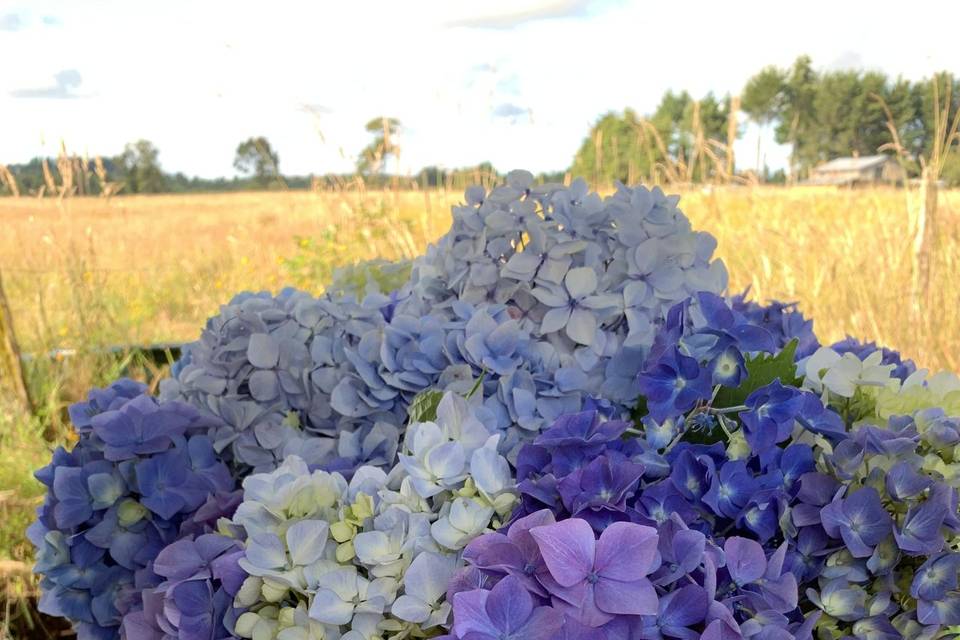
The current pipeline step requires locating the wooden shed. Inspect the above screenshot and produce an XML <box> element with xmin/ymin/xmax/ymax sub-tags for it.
<box><xmin>807</xmin><ymin>155</ymin><xmax>905</xmax><ymax>186</ymax></box>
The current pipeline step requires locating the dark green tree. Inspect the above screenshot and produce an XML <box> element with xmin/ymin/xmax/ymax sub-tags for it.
<box><xmin>741</xmin><ymin>56</ymin><xmax>820</xmax><ymax>177</ymax></box>
<box><xmin>570</xmin><ymin>109</ymin><xmax>652</xmax><ymax>185</ymax></box>
<box><xmin>357</xmin><ymin>117</ymin><xmax>401</xmax><ymax>175</ymax></box>
<box><xmin>234</xmin><ymin>137</ymin><xmax>280</xmax><ymax>187</ymax></box>
<box><xmin>570</xmin><ymin>92</ymin><xmax>735</xmax><ymax>185</ymax></box>
<box><xmin>916</xmin><ymin>73</ymin><xmax>960</xmax><ymax>183</ymax></box>
<box><xmin>741</xmin><ymin>65</ymin><xmax>788</xmax><ymax>126</ymax></box>
<box><xmin>117</xmin><ymin>140</ymin><xmax>167</xmax><ymax>193</ymax></box>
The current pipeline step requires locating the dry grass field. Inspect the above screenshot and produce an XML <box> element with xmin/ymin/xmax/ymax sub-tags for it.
<box><xmin>3</xmin><ymin>185</ymin><xmax>957</xmax><ymax>368</ymax></box>
<box><xmin>1</xmin><ymin>184</ymin><xmax>959</xmax><ymax>635</ymax></box>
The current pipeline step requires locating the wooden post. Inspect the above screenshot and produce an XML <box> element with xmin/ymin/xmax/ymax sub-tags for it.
<box><xmin>912</xmin><ymin>166</ymin><xmax>939</xmax><ymax>313</ymax></box>
<box><xmin>727</xmin><ymin>96</ymin><xmax>740</xmax><ymax>179</ymax></box>
<box><xmin>0</xmin><ymin>268</ymin><xmax>34</xmax><ymax>416</ymax></box>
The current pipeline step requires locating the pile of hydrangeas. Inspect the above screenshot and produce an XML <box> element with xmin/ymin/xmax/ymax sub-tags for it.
<box><xmin>31</xmin><ymin>172</ymin><xmax>960</xmax><ymax>640</ymax></box>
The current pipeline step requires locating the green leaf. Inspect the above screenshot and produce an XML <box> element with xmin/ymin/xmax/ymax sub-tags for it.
<box><xmin>408</xmin><ymin>389</ymin><xmax>444</xmax><ymax>424</ymax></box>
<box><xmin>713</xmin><ymin>339</ymin><xmax>801</xmax><ymax>409</ymax></box>
<box><xmin>630</xmin><ymin>395</ymin><xmax>649</xmax><ymax>425</ymax></box>
<box><xmin>465</xmin><ymin>371</ymin><xmax>486</xmax><ymax>400</ymax></box>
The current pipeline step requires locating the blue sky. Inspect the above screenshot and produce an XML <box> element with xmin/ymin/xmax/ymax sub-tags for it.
<box><xmin>1</xmin><ymin>0</ymin><xmax>957</xmax><ymax>178</ymax></box>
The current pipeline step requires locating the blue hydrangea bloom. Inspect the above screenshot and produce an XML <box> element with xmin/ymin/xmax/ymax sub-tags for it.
<box><xmin>30</xmin><ymin>381</ymin><xmax>238</xmax><ymax>639</ymax></box>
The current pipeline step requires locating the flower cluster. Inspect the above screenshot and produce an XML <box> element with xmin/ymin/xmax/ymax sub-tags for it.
<box><xmin>494</xmin><ymin>391</ymin><xmax>833</xmax><ymax>638</ymax></box>
<box><xmin>120</xmin><ymin>533</ymin><xmax>246</xmax><ymax>640</ymax></box>
<box><xmin>161</xmin><ymin>173</ymin><xmax>729</xmax><ymax>476</ymax></box>
<box><xmin>790</xmin><ymin>349</ymin><xmax>960</xmax><ymax>637</ymax></box>
<box><xmin>449</xmin><ymin>510</ymin><xmax>816</xmax><ymax>640</ymax></box>
<box><xmin>30</xmin><ymin>380</ymin><xmax>237</xmax><ymax>640</ymax></box>
<box><xmin>222</xmin><ymin>392</ymin><xmax>515</xmax><ymax>640</ymax></box>
<box><xmin>33</xmin><ymin>172</ymin><xmax>960</xmax><ymax>640</ymax></box>
<box><xmin>729</xmin><ymin>289</ymin><xmax>819</xmax><ymax>359</ymax></box>
<box><xmin>160</xmin><ymin>288</ymin><xmax>402</xmax><ymax>474</ymax></box>
<box><xmin>389</xmin><ymin>173</ymin><xmax>729</xmax><ymax>447</ymax></box>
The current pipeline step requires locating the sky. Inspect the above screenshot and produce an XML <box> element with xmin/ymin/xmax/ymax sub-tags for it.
<box><xmin>1</xmin><ymin>0</ymin><xmax>958</xmax><ymax>178</ymax></box>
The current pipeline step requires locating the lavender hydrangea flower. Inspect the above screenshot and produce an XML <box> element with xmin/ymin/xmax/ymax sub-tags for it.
<box><xmin>120</xmin><ymin>533</ymin><xmax>246</xmax><ymax>640</ymax></box>
<box><xmin>531</xmin><ymin>519</ymin><xmax>659</xmax><ymax>626</ymax></box>
<box><xmin>451</xmin><ymin>575</ymin><xmax>562</xmax><ymax>640</ymax></box>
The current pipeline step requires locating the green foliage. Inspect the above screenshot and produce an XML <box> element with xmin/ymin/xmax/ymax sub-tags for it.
<box><xmin>570</xmin><ymin>92</ymin><xmax>734</xmax><ymax>185</ymax></box>
<box><xmin>118</xmin><ymin>139</ymin><xmax>167</xmax><ymax>193</ymax></box>
<box><xmin>234</xmin><ymin>137</ymin><xmax>280</xmax><ymax>188</ymax></box>
<box><xmin>570</xmin><ymin>109</ymin><xmax>651</xmax><ymax>185</ymax></box>
<box><xmin>408</xmin><ymin>389</ymin><xmax>444</xmax><ymax>424</ymax></box>
<box><xmin>357</xmin><ymin>117</ymin><xmax>401</xmax><ymax>175</ymax></box>
<box><xmin>713</xmin><ymin>339</ymin><xmax>801</xmax><ymax>409</ymax></box>
<box><xmin>741</xmin><ymin>58</ymin><xmax>960</xmax><ymax>182</ymax></box>
<box><xmin>0</xmin><ymin>399</ymin><xmax>57</xmax><ymax>563</ymax></box>
<box><xmin>742</xmin><ymin>66</ymin><xmax>788</xmax><ymax>125</ymax></box>
<box><xmin>328</xmin><ymin>259</ymin><xmax>412</xmax><ymax>298</ymax></box>
<box><xmin>281</xmin><ymin>200</ymin><xmax>414</xmax><ymax>294</ymax></box>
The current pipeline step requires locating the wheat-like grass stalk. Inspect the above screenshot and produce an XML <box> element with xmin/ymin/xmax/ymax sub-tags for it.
<box><xmin>0</xmin><ymin>165</ymin><xmax>19</xmax><ymax>197</ymax></box>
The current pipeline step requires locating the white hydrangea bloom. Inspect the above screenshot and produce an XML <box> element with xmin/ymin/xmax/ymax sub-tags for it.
<box><xmin>468</xmin><ymin>435</ymin><xmax>512</xmax><ymax>499</ymax></box>
<box><xmin>801</xmin><ymin>347</ymin><xmax>897</xmax><ymax>399</ymax></box>
<box><xmin>354</xmin><ymin>528</ymin><xmax>404</xmax><ymax>572</ymax></box>
<box><xmin>230</xmin><ymin>392</ymin><xmax>516</xmax><ymax>638</ymax></box>
<box><xmin>431</xmin><ymin>498</ymin><xmax>495</xmax><ymax>550</ymax></box>
<box><xmin>308</xmin><ymin>566</ymin><xmax>397</xmax><ymax>625</ymax></box>
<box><xmin>378</xmin><ymin>476</ymin><xmax>432</xmax><ymax>514</ymax></box>
<box><xmin>390</xmin><ymin>552</ymin><xmax>456</xmax><ymax>628</ymax></box>
<box><xmin>233</xmin><ymin>456</ymin><xmax>346</xmax><ymax>539</ymax></box>
<box><xmin>339</xmin><ymin>613</ymin><xmax>386</xmax><ymax>640</ymax></box>
<box><xmin>398</xmin><ymin>392</ymin><xmax>496</xmax><ymax>499</ymax></box>
<box><xmin>399</xmin><ymin>421</ymin><xmax>468</xmax><ymax>498</ymax></box>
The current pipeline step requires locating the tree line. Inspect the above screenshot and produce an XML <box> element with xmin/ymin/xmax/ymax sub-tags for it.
<box><xmin>573</xmin><ymin>57</ymin><xmax>959</xmax><ymax>185</ymax></box>
<box><xmin>2</xmin><ymin>57</ymin><xmax>957</xmax><ymax>196</ymax></box>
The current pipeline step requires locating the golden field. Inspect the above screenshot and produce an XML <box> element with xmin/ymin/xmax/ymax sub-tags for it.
<box><xmin>0</xmin><ymin>184</ymin><xmax>959</xmax><ymax>634</ymax></box>
<box><xmin>2</xmin><ymin>186</ymin><xmax>958</xmax><ymax>370</ymax></box>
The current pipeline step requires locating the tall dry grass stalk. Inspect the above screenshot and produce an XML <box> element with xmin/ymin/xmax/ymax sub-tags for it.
<box><xmin>726</xmin><ymin>96</ymin><xmax>740</xmax><ymax>178</ymax></box>
<box><xmin>0</xmin><ymin>269</ymin><xmax>33</xmax><ymax>415</ymax></box>
<box><xmin>875</xmin><ymin>78</ymin><xmax>960</xmax><ymax>315</ymax></box>
<box><xmin>39</xmin><ymin>158</ymin><xmax>55</xmax><ymax>197</ymax></box>
<box><xmin>912</xmin><ymin>78</ymin><xmax>960</xmax><ymax>312</ymax></box>
<box><xmin>0</xmin><ymin>165</ymin><xmax>19</xmax><ymax>197</ymax></box>
<box><xmin>55</xmin><ymin>141</ymin><xmax>74</xmax><ymax>199</ymax></box>
<box><xmin>94</xmin><ymin>156</ymin><xmax>123</xmax><ymax>197</ymax></box>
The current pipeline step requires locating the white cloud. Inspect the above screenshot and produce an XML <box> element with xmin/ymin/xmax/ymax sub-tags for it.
<box><xmin>1</xmin><ymin>0</ymin><xmax>957</xmax><ymax>177</ymax></box>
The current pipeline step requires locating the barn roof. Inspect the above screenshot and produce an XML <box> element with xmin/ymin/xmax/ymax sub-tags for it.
<box><xmin>812</xmin><ymin>155</ymin><xmax>890</xmax><ymax>173</ymax></box>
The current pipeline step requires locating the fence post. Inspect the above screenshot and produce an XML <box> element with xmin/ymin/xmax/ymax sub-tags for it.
<box><xmin>0</xmin><ymin>268</ymin><xmax>34</xmax><ymax>416</ymax></box>
<box><xmin>912</xmin><ymin>166</ymin><xmax>939</xmax><ymax>313</ymax></box>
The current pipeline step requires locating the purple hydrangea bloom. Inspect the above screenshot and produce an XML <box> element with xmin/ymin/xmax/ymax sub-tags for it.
<box><xmin>451</xmin><ymin>575</ymin><xmax>563</xmax><ymax>640</ymax></box>
<box><xmin>68</xmin><ymin>378</ymin><xmax>147</xmax><ymax>434</ymax></box>
<box><xmin>557</xmin><ymin>456</ymin><xmax>644</xmax><ymax>529</ymax></box>
<box><xmin>531</xmin><ymin>518</ymin><xmax>659</xmax><ymax>626</ymax></box>
<box><xmin>634</xmin><ymin>583</ymin><xmax>711</xmax><ymax>639</ymax></box>
<box><xmin>464</xmin><ymin>509</ymin><xmax>556</xmax><ymax>597</ymax></box>
<box><xmin>721</xmin><ymin>537</ymin><xmax>798</xmax><ymax>615</ymax></box>
<box><xmin>819</xmin><ymin>487</ymin><xmax>893</xmax><ymax>558</ymax></box>
<box><xmin>120</xmin><ymin>534</ymin><xmax>246</xmax><ymax>640</ymax></box>
<box><xmin>702</xmin><ymin>460</ymin><xmax>757</xmax><ymax>519</ymax></box>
